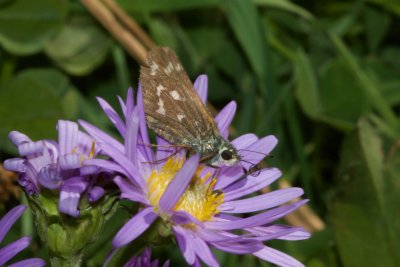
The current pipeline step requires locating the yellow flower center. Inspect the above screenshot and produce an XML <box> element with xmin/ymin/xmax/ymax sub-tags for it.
<box><xmin>146</xmin><ymin>157</ymin><xmax>224</xmax><ymax>223</ymax></box>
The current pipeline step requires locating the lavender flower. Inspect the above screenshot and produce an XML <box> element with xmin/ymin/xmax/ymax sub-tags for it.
<box><xmin>0</xmin><ymin>205</ymin><xmax>45</xmax><ymax>267</ymax></box>
<box><xmin>124</xmin><ymin>248</ymin><xmax>169</xmax><ymax>267</ymax></box>
<box><xmin>81</xmin><ymin>75</ymin><xmax>310</xmax><ymax>267</ymax></box>
<box><xmin>4</xmin><ymin>120</ymin><xmax>103</xmax><ymax>217</ymax></box>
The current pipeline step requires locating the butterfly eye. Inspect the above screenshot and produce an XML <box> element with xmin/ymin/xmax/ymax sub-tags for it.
<box><xmin>221</xmin><ymin>149</ymin><xmax>233</xmax><ymax>160</ymax></box>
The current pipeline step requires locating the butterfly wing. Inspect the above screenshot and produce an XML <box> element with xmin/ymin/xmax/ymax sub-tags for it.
<box><xmin>140</xmin><ymin>47</ymin><xmax>218</xmax><ymax>148</ymax></box>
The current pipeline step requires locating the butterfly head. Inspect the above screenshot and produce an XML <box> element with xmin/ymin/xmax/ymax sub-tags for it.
<box><xmin>208</xmin><ymin>141</ymin><xmax>239</xmax><ymax>167</ymax></box>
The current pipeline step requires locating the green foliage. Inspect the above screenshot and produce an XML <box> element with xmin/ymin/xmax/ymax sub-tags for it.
<box><xmin>1</xmin><ymin>0</ymin><xmax>400</xmax><ymax>266</ymax></box>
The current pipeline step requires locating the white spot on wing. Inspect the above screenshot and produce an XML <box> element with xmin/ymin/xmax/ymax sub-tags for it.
<box><xmin>175</xmin><ymin>64</ymin><xmax>182</xmax><ymax>71</ymax></box>
<box><xmin>157</xmin><ymin>99</ymin><xmax>166</xmax><ymax>115</ymax></box>
<box><xmin>156</xmin><ymin>85</ymin><xmax>166</xmax><ymax>96</ymax></box>
<box><xmin>177</xmin><ymin>114</ymin><xmax>185</xmax><ymax>121</ymax></box>
<box><xmin>170</xmin><ymin>90</ymin><xmax>181</xmax><ymax>100</ymax></box>
<box><xmin>164</xmin><ymin>62</ymin><xmax>174</xmax><ymax>75</ymax></box>
<box><xmin>150</xmin><ymin>63</ymin><xmax>159</xmax><ymax>76</ymax></box>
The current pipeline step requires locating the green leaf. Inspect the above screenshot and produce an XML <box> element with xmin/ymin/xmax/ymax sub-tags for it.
<box><xmin>364</xmin><ymin>6</ymin><xmax>390</xmax><ymax>52</ymax></box>
<box><xmin>224</xmin><ymin>0</ymin><xmax>268</xmax><ymax>82</ymax></box>
<box><xmin>119</xmin><ymin>0</ymin><xmax>220</xmax><ymax>12</ymax></box>
<box><xmin>294</xmin><ymin>49</ymin><xmax>322</xmax><ymax>120</ymax></box>
<box><xmin>120</xmin><ymin>0</ymin><xmax>313</xmax><ymax>20</ymax></box>
<box><xmin>368</xmin><ymin>0</ymin><xmax>400</xmax><ymax>16</ymax></box>
<box><xmin>0</xmin><ymin>69</ymin><xmax>66</xmax><ymax>151</ymax></box>
<box><xmin>254</xmin><ymin>0</ymin><xmax>314</xmax><ymax>20</ymax></box>
<box><xmin>319</xmin><ymin>57</ymin><xmax>368</xmax><ymax>126</ymax></box>
<box><xmin>330</xmin><ymin>33</ymin><xmax>400</xmax><ymax>135</ymax></box>
<box><xmin>331</xmin><ymin>119</ymin><xmax>400</xmax><ymax>267</ymax></box>
<box><xmin>0</xmin><ymin>0</ymin><xmax>68</xmax><ymax>55</ymax></box>
<box><xmin>45</xmin><ymin>15</ymin><xmax>112</xmax><ymax>76</ymax></box>
<box><xmin>148</xmin><ymin>18</ymin><xmax>178</xmax><ymax>50</ymax></box>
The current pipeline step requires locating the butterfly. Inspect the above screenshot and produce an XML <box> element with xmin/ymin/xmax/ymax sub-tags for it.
<box><xmin>139</xmin><ymin>47</ymin><xmax>239</xmax><ymax>167</ymax></box>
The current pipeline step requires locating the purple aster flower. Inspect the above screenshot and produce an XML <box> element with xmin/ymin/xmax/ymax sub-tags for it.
<box><xmin>0</xmin><ymin>205</ymin><xmax>45</xmax><ymax>267</ymax></box>
<box><xmin>124</xmin><ymin>248</ymin><xmax>169</xmax><ymax>267</ymax></box>
<box><xmin>80</xmin><ymin>75</ymin><xmax>310</xmax><ymax>267</ymax></box>
<box><xmin>4</xmin><ymin>120</ymin><xmax>105</xmax><ymax>217</ymax></box>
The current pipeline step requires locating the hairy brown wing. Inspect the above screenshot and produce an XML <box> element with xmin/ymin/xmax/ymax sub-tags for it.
<box><xmin>140</xmin><ymin>47</ymin><xmax>218</xmax><ymax>146</ymax></box>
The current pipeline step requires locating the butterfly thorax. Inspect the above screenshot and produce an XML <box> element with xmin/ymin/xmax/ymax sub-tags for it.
<box><xmin>185</xmin><ymin>133</ymin><xmax>239</xmax><ymax>167</ymax></box>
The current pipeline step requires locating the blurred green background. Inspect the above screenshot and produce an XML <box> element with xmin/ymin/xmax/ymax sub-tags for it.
<box><xmin>1</xmin><ymin>0</ymin><xmax>400</xmax><ymax>266</ymax></box>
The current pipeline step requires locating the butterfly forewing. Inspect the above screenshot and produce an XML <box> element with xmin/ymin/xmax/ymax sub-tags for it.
<box><xmin>140</xmin><ymin>47</ymin><xmax>217</xmax><ymax>148</ymax></box>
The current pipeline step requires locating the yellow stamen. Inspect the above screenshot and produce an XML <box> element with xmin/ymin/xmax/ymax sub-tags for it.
<box><xmin>89</xmin><ymin>140</ymin><xmax>96</xmax><ymax>158</ymax></box>
<box><xmin>146</xmin><ymin>157</ymin><xmax>223</xmax><ymax>223</ymax></box>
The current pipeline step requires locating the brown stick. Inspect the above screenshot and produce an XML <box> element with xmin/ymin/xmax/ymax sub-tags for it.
<box><xmin>103</xmin><ymin>0</ymin><xmax>156</xmax><ymax>50</ymax></box>
<box><xmin>279</xmin><ymin>180</ymin><xmax>325</xmax><ymax>231</ymax></box>
<box><xmin>81</xmin><ymin>0</ymin><xmax>148</xmax><ymax>65</ymax></box>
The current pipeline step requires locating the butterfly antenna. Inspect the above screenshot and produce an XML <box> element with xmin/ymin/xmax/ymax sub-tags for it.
<box><xmin>238</xmin><ymin>148</ymin><xmax>270</xmax><ymax>157</ymax></box>
<box><xmin>142</xmin><ymin>147</ymin><xmax>183</xmax><ymax>165</ymax></box>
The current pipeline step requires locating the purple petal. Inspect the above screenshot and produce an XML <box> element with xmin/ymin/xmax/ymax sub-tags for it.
<box><xmin>155</xmin><ymin>136</ymin><xmax>175</xmax><ymax>162</ymax></box>
<box><xmin>8</xmin><ymin>131</ymin><xmax>32</xmax><ymax>146</ymax></box>
<box><xmin>18</xmin><ymin>141</ymin><xmax>45</xmax><ymax>157</ymax></box>
<box><xmin>253</xmin><ymin>246</ymin><xmax>305</xmax><ymax>267</ymax></box>
<box><xmin>173</xmin><ymin>226</ymin><xmax>196</xmax><ymax>265</ymax></box>
<box><xmin>248</xmin><ymin>225</ymin><xmax>310</xmax><ymax>241</ymax></box>
<box><xmin>3</xmin><ymin>158</ymin><xmax>25</xmax><ymax>172</ymax></box>
<box><xmin>0</xmin><ymin>237</ymin><xmax>31</xmax><ymax>265</ymax></box>
<box><xmin>211</xmin><ymin>239</ymin><xmax>263</xmax><ymax>254</ymax></box>
<box><xmin>97</xmin><ymin>97</ymin><xmax>126</xmax><ymax>136</ymax></box>
<box><xmin>18</xmin><ymin>173</ymin><xmax>39</xmax><ymax>195</ymax></box>
<box><xmin>79</xmin><ymin>120</ymin><xmax>124</xmax><ymax>153</ymax></box>
<box><xmin>239</xmin><ymin>135</ymin><xmax>278</xmax><ymax>170</ymax></box>
<box><xmin>8</xmin><ymin>258</ymin><xmax>46</xmax><ymax>267</ymax></box>
<box><xmin>84</xmin><ymin>159</ymin><xmax>125</xmax><ymax>174</ymax></box>
<box><xmin>231</xmin><ymin>133</ymin><xmax>258</xmax><ymax>150</ymax></box>
<box><xmin>117</xmin><ymin>95</ymin><xmax>127</xmax><ymax>118</ymax></box>
<box><xmin>57</xmin><ymin>120</ymin><xmax>78</xmax><ymax>155</ymax></box>
<box><xmin>214</xmin><ymin>101</ymin><xmax>236</xmax><ymax>139</ymax></box>
<box><xmin>0</xmin><ymin>205</ymin><xmax>26</xmax><ymax>242</ymax></box>
<box><xmin>125</xmin><ymin>108</ymin><xmax>140</xmax><ymax>166</ymax></box>
<box><xmin>62</xmin><ymin>177</ymin><xmax>88</xmax><ymax>193</ymax></box>
<box><xmin>248</xmin><ymin>226</ymin><xmax>310</xmax><ymax>242</ymax></box>
<box><xmin>113</xmin><ymin>176</ymin><xmax>147</xmax><ymax>204</ymax></box>
<box><xmin>112</xmin><ymin>207</ymin><xmax>157</xmax><ymax>248</ymax></box>
<box><xmin>79</xmin><ymin>165</ymin><xmax>99</xmax><ymax>175</ymax></box>
<box><xmin>76</xmin><ymin>131</ymin><xmax>98</xmax><ymax>156</ymax></box>
<box><xmin>37</xmin><ymin>163</ymin><xmax>62</xmax><ymax>189</ymax></box>
<box><xmin>159</xmin><ymin>155</ymin><xmax>199</xmax><ymax>213</ymax></box>
<box><xmin>24</xmin><ymin>147</ymin><xmax>53</xmax><ymax>176</ymax></box>
<box><xmin>24</xmin><ymin>162</ymin><xmax>40</xmax><ymax>187</ymax></box>
<box><xmin>59</xmin><ymin>154</ymin><xmax>80</xmax><ymax>170</ymax></box>
<box><xmin>206</xmin><ymin>200</ymin><xmax>308</xmax><ymax>230</ymax></box>
<box><xmin>223</xmin><ymin>168</ymin><xmax>282</xmax><ymax>201</ymax></box>
<box><xmin>59</xmin><ymin>190</ymin><xmax>80</xmax><ymax>217</ymax></box>
<box><xmin>220</xmin><ymin>188</ymin><xmax>304</xmax><ymax>213</ymax></box>
<box><xmin>193</xmin><ymin>75</ymin><xmax>208</xmax><ymax>103</ymax></box>
<box><xmin>96</xmin><ymin>142</ymin><xmax>145</xmax><ymax>190</ymax></box>
<box><xmin>191</xmin><ymin>234</ymin><xmax>219</xmax><ymax>267</ymax></box>
<box><xmin>125</xmin><ymin>87</ymin><xmax>135</xmax><ymax>120</ymax></box>
<box><xmin>88</xmin><ymin>186</ymin><xmax>105</xmax><ymax>202</ymax></box>
<box><xmin>137</xmin><ymin>87</ymin><xmax>154</xmax><ymax>162</ymax></box>
<box><xmin>59</xmin><ymin>178</ymin><xmax>89</xmax><ymax>217</ymax></box>
<box><xmin>43</xmin><ymin>140</ymin><xmax>59</xmax><ymax>162</ymax></box>
<box><xmin>197</xmin><ymin>229</ymin><xmax>244</xmax><ymax>243</ymax></box>
<box><xmin>171</xmin><ymin>211</ymin><xmax>203</xmax><ymax>227</ymax></box>
<box><xmin>214</xmin><ymin>164</ymin><xmax>244</xmax><ymax>190</ymax></box>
